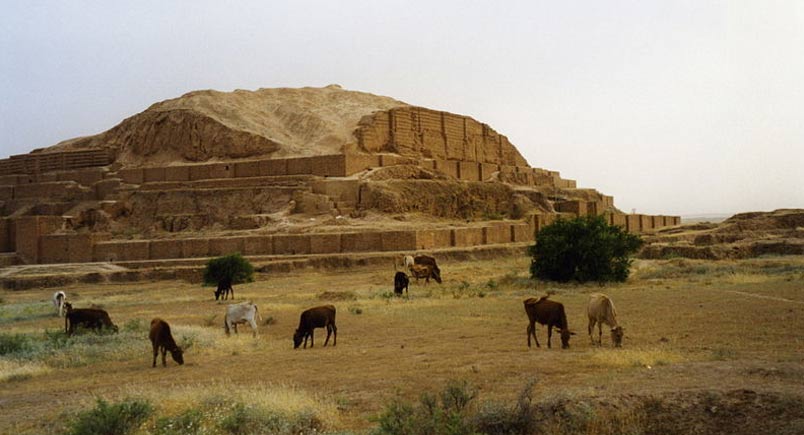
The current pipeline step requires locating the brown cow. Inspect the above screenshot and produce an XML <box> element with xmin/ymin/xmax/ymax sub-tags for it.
<box><xmin>414</xmin><ymin>255</ymin><xmax>442</xmax><ymax>283</ymax></box>
<box><xmin>409</xmin><ymin>264</ymin><xmax>433</xmax><ymax>285</ymax></box>
<box><xmin>149</xmin><ymin>318</ymin><xmax>184</xmax><ymax>367</ymax></box>
<box><xmin>293</xmin><ymin>305</ymin><xmax>337</xmax><ymax>349</ymax></box>
<box><xmin>587</xmin><ymin>293</ymin><xmax>623</xmax><ymax>347</ymax></box>
<box><xmin>64</xmin><ymin>303</ymin><xmax>118</xmax><ymax>336</ymax></box>
<box><xmin>524</xmin><ymin>296</ymin><xmax>575</xmax><ymax>349</ymax></box>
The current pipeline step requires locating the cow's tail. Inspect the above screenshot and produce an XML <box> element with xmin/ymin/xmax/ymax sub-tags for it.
<box><xmin>223</xmin><ymin>314</ymin><xmax>230</xmax><ymax>335</ymax></box>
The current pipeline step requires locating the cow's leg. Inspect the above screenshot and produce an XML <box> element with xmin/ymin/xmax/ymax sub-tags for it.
<box><xmin>547</xmin><ymin>325</ymin><xmax>553</xmax><ymax>348</ymax></box>
<box><xmin>588</xmin><ymin>318</ymin><xmax>596</xmax><ymax>345</ymax></box>
<box><xmin>324</xmin><ymin>325</ymin><xmax>331</xmax><ymax>346</ymax></box>
<box><xmin>161</xmin><ymin>347</ymin><xmax>167</xmax><ymax>367</ymax></box>
<box><xmin>597</xmin><ymin>322</ymin><xmax>603</xmax><ymax>346</ymax></box>
<box><xmin>332</xmin><ymin>324</ymin><xmax>337</xmax><ymax>346</ymax></box>
<box><xmin>233</xmin><ymin>323</ymin><xmax>238</xmax><ymax>334</ymax></box>
<box><xmin>152</xmin><ymin>343</ymin><xmax>158</xmax><ymax>367</ymax></box>
<box><xmin>230</xmin><ymin>287</ymin><xmax>234</xmax><ymax>300</ymax></box>
<box><xmin>249</xmin><ymin>319</ymin><xmax>257</xmax><ymax>338</ymax></box>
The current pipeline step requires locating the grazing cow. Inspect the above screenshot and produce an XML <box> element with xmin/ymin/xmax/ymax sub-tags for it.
<box><xmin>394</xmin><ymin>271</ymin><xmax>409</xmax><ymax>296</ymax></box>
<box><xmin>409</xmin><ymin>263</ymin><xmax>433</xmax><ymax>285</ymax></box>
<box><xmin>64</xmin><ymin>304</ymin><xmax>118</xmax><ymax>336</ymax></box>
<box><xmin>293</xmin><ymin>305</ymin><xmax>337</xmax><ymax>349</ymax></box>
<box><xmin>224</xmin><ymin>302</ymin><xmax>261</xmax><ymax>337</ymax></box>
<box><xmin>587</xmin><ymin>293</ymin><xmax>623</xmax><ymax>347</ymax></box>
<box><xmin>524</xmin><ymin>296</ymin><xmax>575</xmax><ymax>349</ymax></box>
<box><xmin>149</xmin><ymin>318</ymin><xmax>184</xmax><ymax>367</ymax></box>
<box><xmin>414</xmin><ymin>255</ymin><xmax>442</xmax><ymax>284</ymax></box>
<box><xmin>52</xmin><ymin>291</ymin><xmax>67</xmax><ymax>317</ymax></box>
<box><xmin>214</xmin><ymin>277</ymin><xmax>234</xmax><ymax>301</ymax></box>
<box><xmin>402</xmin><ymin>255</ymin><xmax>415</xmax><ymax>269</ymax></box>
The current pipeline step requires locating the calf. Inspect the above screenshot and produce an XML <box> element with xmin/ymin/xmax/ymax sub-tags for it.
<box><xmin>52</xmin><ymin>291</ymin><xmax>67</xmax><ymax>317</ymax></box>
<box><xmin>409</xmin><ymin>264</ymin><xmax>433</xmax><ymax>285</ymax></box>
<box><xmin>587</xmin><ymin>293</ymin><xmax>623</xmax><ymax>347</ymax></box>
<box><xmin>414</xmin><ymin>255</ymin><xmax>442</xmax><ymax>283</ymax></box>
<box><xmin>293</xmin><ymin>305</ymin><xmax>337</xmax><ymax>349</ymax></box>
<box><xmin>149</xmin><ymin>318</ymin><xmax>184</xmax><ymax>367</ymax></box>
<box><xmin>394</xmin><ymin>271</ymin><xmax>409</xmax><ymax>296</ymax></box>
<box><xmin>224</xmin><ymin>302</ymin><xmax>261</xmax><ymax>337</ymax></box>
<box><xmin>64</xmin><ymin>305</ymin><xmax>118</xmax><ymax>336</ymax></box>
<box><xmin>214</xmin><ymin>277</ymin><xmax>234</xmax><ymax>301</ymax></box>
<box><xmin>524</xmin><ymin>296</ymin><xmax>575</xmax><ymax>349</ymax></box>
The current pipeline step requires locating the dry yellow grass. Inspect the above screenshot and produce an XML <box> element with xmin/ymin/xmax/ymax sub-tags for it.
<box><xmin>2</xmin><ymin>255</ymin><xmax>804</xmax><ymax>433</ymax></box>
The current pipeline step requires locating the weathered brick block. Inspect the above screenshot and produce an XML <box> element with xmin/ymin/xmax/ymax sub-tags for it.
<box><xmin>381</xmin><ymin>231</ymin><xmax>417</xmax><ymax>251</ymax></box>
<box><xmin>182</xmin><ymin>239</ymin><xmax>209</xmax><ymax>258</ymax></box>
<box><xmin>208</xmin><ymin>237</ymin><xmax>245</xmax><ymax>256</ymax></box>
<box><xmin>273</xmin><ymin>234</ymin><xmax>311</xmax><ymax>255</ymax></box>
<box><xmin>94</xmin><ymin>241</ymin><xmax>150</xmax><ymax>262</ymax></box>
<box><xmin>149</xmin><ymin>239</ymin><xmax>183</xmax><ymax>260</ymax></box>
<box><xmin>165</xmin><ymin>166</ymin><xmax>190</xmax><ymax>181</ymax></box>
<box><xmin>118</xmin><ymin>168</ymin><xmax>144</xmax><ymax>184</ymax></box>
<box><xmin>452</xmin><ymin>227</ymin><xmax>484</xmax><ymax>247</ymax></box>
<box><xmin>143</xmin><ymin>167</ymin><xmax>166</xmax><ymax>182</ymax></box>
<box><xmin>310</xmin><ymin>233</ymin><xmax>341</xmax><ymax>254</ymax></box>
<box><xmin>234</xmin><ymin>161</ymin><xmax>261</xmax><ymax>178</ymax></box>
<box><xmin>243</xmin><ymin>235</ymin><xmax>273</xmax><ymax>255</ymax></box>
<box><xmin>341</xmin><ymin>232</ymin><xmax>382</xmax><ymax>252</ymax></box>
<box><xmin>458</xmin><ymin>161</ymin><xmax>481</xmax><ymax>181</ymax></box>
<box><xmin>415</xmin><ymin>229</ymin><xmax>452</xmax><ymax>250</ymax></box>
<box><xmin>511</xmin><ymin>224</ymin><xmax>533</xmax><ymax>242</ymax></box>
<box><xmin>483</xmin><ymin>224</ymin><xmax>511</xmax><ymax>244</ymax></box>
<box><xmin>259</xmin><ymin>159</ymin><xmax>288</xmax><ymax>176</ymax></box>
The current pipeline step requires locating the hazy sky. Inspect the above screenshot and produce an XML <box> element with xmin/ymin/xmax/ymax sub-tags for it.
<box><xmin>1</xmin><ymin>1</ymin><xmax>802</xmax><ymax>216</ymax></box>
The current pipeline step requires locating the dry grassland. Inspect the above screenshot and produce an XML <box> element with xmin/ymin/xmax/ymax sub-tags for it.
<box><xmin>2</xmin><ymin>255</ymin><xmax>804</xmax><ymax>433</ymax></box>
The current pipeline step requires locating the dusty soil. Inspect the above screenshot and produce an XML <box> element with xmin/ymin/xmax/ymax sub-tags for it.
<box><xmin>2</xmin><ymin>255</ymin><xmax>804</xmax><ymax>433</ymax></box>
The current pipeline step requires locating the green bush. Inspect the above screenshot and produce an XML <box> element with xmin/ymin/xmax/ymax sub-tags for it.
<box><xmin>68</xmin><ymin>398</ymin><xmax>153</xmax><ymax>435</ymax></box>
<box><xmin>219</xmin><ymin>403</ymin><xmax>321</xmax><ymax>435</ymax></box>
<box><xmin>203</xmin><ymin>253</ymin><xmax>255</xmax><ymax>286</ymax></box>
<box><xmin>0</xmin><ymin>333</ymin><xmax>32</xmax><ymax>355</ymax></box>
<box><xmin>529</xmin><ymin>215</ymin><xmax>643</xmax><ymax>283</ymax></box>
<box><xmin>372</xmin><ymin>380</ymin><xmax>478</xmax><ymax>435</ymax></box>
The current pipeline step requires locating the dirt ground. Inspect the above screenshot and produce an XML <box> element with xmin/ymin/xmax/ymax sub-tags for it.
<box><xmin>2</xmin><ymin>255</ymin><xmax>804</xmax><ymax>433</ymax></box>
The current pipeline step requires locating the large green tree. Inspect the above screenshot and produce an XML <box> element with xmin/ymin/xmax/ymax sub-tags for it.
<box><xmin>529</xmin><ymin>215</ymin><xmax>643</xmax><ymax>283</ymax></box>
<box><xmin>203</xmin><ymin>253</ymin><xmax>255</xmax><ymax>286</ymax></box>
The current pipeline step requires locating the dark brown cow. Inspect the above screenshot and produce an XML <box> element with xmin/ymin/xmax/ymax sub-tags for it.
<box><xmin>414</xmin><ymin>255</ymin><xmax>442</xmax><ymax>283</ymax></box>
<box><xmin>149</xmin><ymin>318</ymin><xmax>184</xmax><ymax>367</ymax></box>
<box><xmin>293</xmin><ymin>305</ymin><xmax>337</xmax><ymax>349</ymax></box>
<box><xmin>214</xmin><ymin>277</ymin><xmax>234</xmax><ymax>301</ymax></box>
<box><xmin>524</xmin><ymin>296</ymin><xmax>575</xmax><ymax>349</ymax></box>
<box><xmin>64</xmin><ymin>303</ymin><xmax>118</xmax><ymax>336</ymax></box>
<box><xmin>409</xmin><ymin>264</ymin><xmax>433</xmax><ymax>284</ymax></box>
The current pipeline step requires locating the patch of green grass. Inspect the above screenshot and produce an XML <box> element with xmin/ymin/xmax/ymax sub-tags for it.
<box><xmin>68</xmin><ymin>398</ymin><xmax>153</xmax><ymax>435</ymax></box>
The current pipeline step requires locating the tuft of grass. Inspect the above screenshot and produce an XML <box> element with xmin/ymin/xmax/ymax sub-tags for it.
<box><xmin>589</xmin><ymin>348</ymin><xmax>684</xmax><ymax>368</ymax></box>
<box><xmin>153</xmin><ymin>409</ymin><xmax>205</xmax><ymax>435</ymax></box>
<box><xmin>68</xmin><ymin>398</ymin><xmax>153</xmax><ymax>435</ymax></box>
<box><xmin>0</xmin><ymin>359</ymin><xmax>53</xmax><ymax>383</ymax></box>
<box><xmin>0</xmin><ymin>333</ymin><xmax>32</xmax><ymax>355</ymax></box>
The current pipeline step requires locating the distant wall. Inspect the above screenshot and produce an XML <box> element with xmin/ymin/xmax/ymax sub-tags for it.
<box><xmin>0</xmin><ymin>149</ymin><xmax>114</xmax><ymax>176</ymax></box>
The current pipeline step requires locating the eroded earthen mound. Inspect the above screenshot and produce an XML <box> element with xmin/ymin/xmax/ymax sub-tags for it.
<box><xmin>641</xmin><ymin>209</ymin><xmax>804</xmax><ymax>259</ymax></box>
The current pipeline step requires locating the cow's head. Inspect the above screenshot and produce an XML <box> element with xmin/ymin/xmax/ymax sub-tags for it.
<box><xmin>560</xmin><ymin>329</ymin><xmax>576</xmax><ymax>349</ymax></box>
<box><xmin>611</xmin><ymin>326</ymin><xmax>624</xmax><ymax>347</ymax></box>
<box><xmin>63</xmin><ymin>302</ymin><xmax>73</xmax><ymax>313</ymax></box>
<box><xmin>293</xmin><ymin>330</ymin><xmax>304</xmax><ymax>349</ymax></box>
<box><xmin>171</xmin><ymin>347</ymin><xmax>185</xmax><ymax>365</ymax></box>
<box><xmin>432</xmin><ymin>269</ymin><xmax>442</xmax><ymax>284</ymax></box>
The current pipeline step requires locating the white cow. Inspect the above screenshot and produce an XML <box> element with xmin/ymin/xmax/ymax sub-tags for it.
<box><xmin>402</xmin><ymin>255</ymin><xmax>415</xmax><ymax>269</ymax></box>
<box><xmin>587</xmin><ymin>293</ymin><xmax>623</xmax><ymax>347</ymax></box>
<box><xmin>224</xmin><ymin>302</ymin><xmax>262</xmax><ymax>337</ymax></box>
<box><xmin>52</xmin><ymin>291</ymin><xmax>67</xmax><ymax>317</ymax></box>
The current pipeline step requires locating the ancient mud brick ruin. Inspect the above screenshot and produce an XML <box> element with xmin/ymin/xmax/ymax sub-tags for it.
<box><xmin>0</xmin><ymin>86</ymin><xmax>679</xmax><ymax>268</ymax></box>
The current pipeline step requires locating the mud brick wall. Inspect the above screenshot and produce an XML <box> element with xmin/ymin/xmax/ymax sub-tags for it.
<box><xmin>39</xmin><ymin>234</ymin><xmax>93</xmax><ymax>263</ymax></box>
<box><xmin>182</xmin><ymin>239</ymin><xmax>209</xmax><ymax>258</ymax></box>
<box><xmin>626</xmin><ymin>215</ymin><xmax>641</xmax><ymax>234</ymax></box>
<box><xmin>356</xmin><ymin>106</ymin><xmax>528</xmax><ymax>167</ymax></box>
<box><xmin>511</xmin><ymin>223</ymin><xmax>533</xmax><ymax>243</ymax></box>
<box><xmin>143</xmin><ymin>167</ymin><xmax>166</xmax><ymax>182</ymax></box>
<box><xmin>380</xmin><ymin>231</ymin><xmax>417</xmax><ymax>251</ymax></box>
<box><xmin>640</xmin><ymin>215</ymin><xmax>653</xmax><ymax>231</ymax></box>
<box><xmin>0</xmin><ymin>219</ymin><xmax>10</xmax><ymax>252</ymax></box>
<box><xmin>345</xmin><ymin>155</ymin><xmax>380</xmax><ymax>175</ymax></box>
<box><xmin>243</xmin><ymin>235</ymin><xmax>273</xmax><ymax>255</ymax></box>
<box><xmin>452</xmin><ymin>227</ymin><xmax>484</xmax><ymax>247</ymax></box>
<box><xmin>434</xmin><ymin>160</ymin><xmax>459</xmax><ymax>178</ymax></box>
<box><xmin>459</xmin><ymin>161</ymin><xmax>481</xmax><ymax>181</ymax></box>
<box><xmin>234</xmin><ymin>160</ymin><xmax>261</xmax><ymax>178</ymax></box>
<box><xmin>118</xmin><ymin>168</ymin><xmax>144</xmax><ymax>184</ymax></box>
<box><xmin>208</xmin><ymin>237</ymin><xmax>246</xmax><ymax>256</ymax></box>
<box><xmin>95</xmin><ymin>179</ymin><xmax>121</xmax><ymax>200</ymax></box>
<box><xmin>15</xmin><ymin>182</ymin><xmax>90</xmax><ymax>201</ymax></box>
<box><xmin>311</xmin><ymin>179</ymin><xmax>359</xmax><ymax>202</ymax></box>
<box><xmin>611</xmin><ymin>213</ymin><xmax>627</xmax><ymax>229</ymax></box>
<box><xmin>341</xmin><ymin>232</ymin><xmax>382</xmax><ymax>253</ymax></box>
<box><xmin>149</xmin><ymin>239</ymin><xmax>184</xmax><ymax>260</ymax></box>
<box><xmin>310</xmin><ymin>155</ymin><xmax>348</xmax><ymax>176</ymax></box>
<box><xmin>0</xmin><ymin>186</ymin><xmax>13</xmax><ymax>201</ymax></box>
<box><xmin>94</xmin><ymin>241</ymin><xmax>150</xmax><ymax>262</ymax></box>
<box><xmin>190</xmin><ymin>163</ymin><xmax>234</xmax><ymax>181</ymax></box>
<box><xmin>58</xmin><ymin>168</ymin><xmax>105</xmax><ymax>186</ymax></box>
<box><xmin>310</xmin><ymin>233</ymin><xmax>342</xmax><ymax>254</ymax></box>
<box><xmin>165</xmin><ymin>166</ymin><xmax>190</xmax><ymax>182</ymax></box>
<box><xmin>13</xmin><ymin>216</ymin><xmax>63</xmax><ymax>263</ymax></box>
<box><xmin>480</xmin><ymin>163</ymin><xmax>499</xmax><ymax>181</ymax></box>
<box><xmin>259</xmin><ymin>159</ymin><xmax>288</xmax><ymax>176</ymax></box>
<box><xmin>483</xmin><ymin>224</ymin><xmax>511</xmax><ymax>244</ymax></box>
<box><xmin>415</xmin><ymin>229</ymin><xmax>452</xmax><ymax>250</ymax></box>
<box><xmin>273</xmin><ymin>234</ymin><xmax>311</xmax><ymax>255</ymax></box>
<box><xmin>556</xmin><ymin>200</ymin><xmax>587</xmax><ymax>216</ymax></box>
<box><xmin>0</xmin><ymin>149</ymin><xmax>113</xmax><ymax>176</ymax></box>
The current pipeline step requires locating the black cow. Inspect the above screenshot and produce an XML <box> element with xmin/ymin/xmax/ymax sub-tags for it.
<box><xmin>214</xmin><ymin>277</ymin><xmax>234</xmax><ymax>301</ymax></box>
<box><xmin>64</xmin><ymin>303</ymin><xmax>118</xmax><ymax>336</ymax></box>
<box><xmin>293</xmin><ymin>305</ymin><xmax>337</xmax><ymax>349</ymax></box>
<box><xmin>394</xmin><ymin>272</ymin><xmax>409</xmax><ymax>296</ymax></box>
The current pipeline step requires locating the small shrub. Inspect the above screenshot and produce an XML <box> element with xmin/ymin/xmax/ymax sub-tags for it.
<box><xmin>68</xmin><ymin>398</ymin><xmax>153</xmax><ymax>435</ymax></box>
<box><xmin>0</xmin><ymin>333</ymin><xmax>32</xmax><ymax>355</ymax></box>
<box><xmin>349</xmin><ymin>307</ymin><xmax>363</xmax><ymax>315</ymax></box>
<box><xmin>529</xmin><ymin>215</ymin><xmax>643</xmax><ymax>283</ymax></box>
<box><xmin>154</xmin><ymin>409</ymin><xmax>204</xmax><ymax>435</ymax></box>
<box><xmin>203</xmin><ymin>253</ymin><xmax>254</xmax><ymax>286</ymax></box>
<box><xmin>485</xmin><ymin>279</ymin><xmax>498</xmax><ymax>290</ymax></box>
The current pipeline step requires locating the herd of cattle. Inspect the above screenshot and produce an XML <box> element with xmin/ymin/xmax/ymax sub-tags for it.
<box><xmin>47</xmin><ymin>254</ymin><xmax>624</xmax><ymax>368</ymax></box>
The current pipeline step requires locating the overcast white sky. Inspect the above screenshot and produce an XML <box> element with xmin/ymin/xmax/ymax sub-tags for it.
<box><xmin>1</xmin><ymin>1</ymin><xmax>802</xmax><ymax>216</ymax></box>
